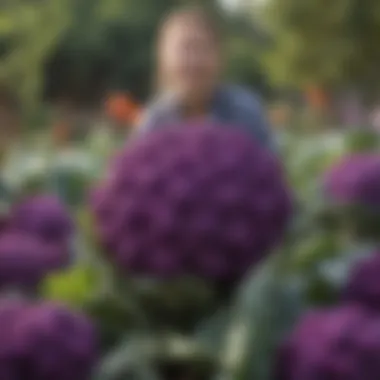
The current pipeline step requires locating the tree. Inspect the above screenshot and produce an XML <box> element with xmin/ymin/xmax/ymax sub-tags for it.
<box><xmin>262</xmin><ymin>0</ymin><xmax>380</xmax><ymax>98</ymax></box>
<box><xmin>225</xmin><ymin>17</ymin><xmax>272</xmax><ymax>97</ymax></box>
<box><xmin>0</xmin><ymin>0</ymin><xmax>71</xmax><ymax>112</ymax></box>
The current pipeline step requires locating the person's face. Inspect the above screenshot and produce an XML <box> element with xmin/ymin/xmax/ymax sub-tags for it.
<box><xmin>158</xmin><ymin>18</ymin><xmax>221</xmax><ymax>103</ymax></box>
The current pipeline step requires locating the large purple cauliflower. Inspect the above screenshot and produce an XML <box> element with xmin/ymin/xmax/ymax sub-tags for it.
<box><xmin>324</xmin><ymin>153</ymin><xmax>380</xmax><ymax>205</ymax></box>
<box><xmin>9</xmin><ymin>195</ymin><xmax>74</xmax><ymax>268</ymax></box>
<box><xmin>92</xmin><ymin>124</ymin><xmax>292</xmax><ymax>282</ymax></box>
<box><xmin>342</xmin><ymin>251</ymin><xmax>380</xmax><ymax>311</ymax></box>
<box><xmin>0</xmin><ymin>232</ymin><xmax>58</xmax><ymax>289</ymax></box>
<box><xmin>276</xmin><ymin>305</ymin><xmax>380</xmax><ymax>380</ymax></box>
<box><xmin>0</xmin><ymin>299</ymin><xmax>98</xmax><ymax>380</ymax></box>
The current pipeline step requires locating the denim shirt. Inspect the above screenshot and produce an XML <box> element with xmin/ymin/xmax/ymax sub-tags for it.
<box><xmin>137</xmin><ymin>84</ymin><xmax>275</xmax><ymax>151</ymax></box>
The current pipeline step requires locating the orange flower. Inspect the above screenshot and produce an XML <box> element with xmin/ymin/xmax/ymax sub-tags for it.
<box><xmin>52</xmin><ymin>122</ymin><xmax>71</xmax><ymax>147</ymax></box>
<box><xmin>305</xmin><ymin>86</ymin><xmax>330</xmax><ymax>110</ymax></box>
<box><xmin>269</xmin><ymin>104</ymin><xmax>293</xmax><ymax>127</ymax></box>
<box><xmin>105</xmin><ymin>92</ymin><xmax>141</xmax><ymax>126</ymax></box>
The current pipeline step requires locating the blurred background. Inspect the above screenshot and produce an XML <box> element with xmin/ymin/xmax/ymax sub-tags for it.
<box><xmin>4</xmin><ymin>0</ymin><xmax>380</xmax><ymax>139</ymax></box>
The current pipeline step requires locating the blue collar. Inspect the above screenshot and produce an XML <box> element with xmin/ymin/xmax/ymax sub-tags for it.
<box><xmin>210</xmin><ymin>86</ymin><xmax>233</xmax><ymax>122</ymax></box>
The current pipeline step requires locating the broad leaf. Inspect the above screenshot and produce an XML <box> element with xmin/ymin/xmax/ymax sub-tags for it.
<box><xmin>216</xmin><ymin>254</ymin><xmax>304</xmax><ymax>380</ymax></box>
<box><xmin>40</xmin><ymin>264</ymin><xmax>97</xmax><ymax>308</ymax></box>
<box><xmin>95</xmin><ymin>333</ymin><xmax>219</xmax><ymax>380</ymax></box>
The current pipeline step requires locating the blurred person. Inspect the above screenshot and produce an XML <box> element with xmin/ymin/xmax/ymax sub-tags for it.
<box><xmin>138</xmin><ymin>6</ymin><xmax>274</xmax><ymax>150</ymax></box>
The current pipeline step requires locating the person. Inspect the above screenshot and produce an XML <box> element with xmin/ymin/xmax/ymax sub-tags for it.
<box><xmin>137</xmin><ymin>5</ymin><xmax>275</xmax><ymax>151</ymax></box>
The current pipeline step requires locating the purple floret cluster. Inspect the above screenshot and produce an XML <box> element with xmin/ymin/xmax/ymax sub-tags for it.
<box><xmin>92</xmin><ymin>124</ymin><xmax>292</xmax><ymax>282</ymax></box>
<box><xmin>343</xmin><ymin>251</ymin><xmax>380</xmax><ymax>311</ymax></box>
<box><xmin>277</xmin><ymin>249</ymin><xmax>380</xmax><ymax>380</ymax></box>
<box><xmin>276</xmin><ymin>305</ymin><xmax>380</xmax><ymax>380</ymax></box>
<box><xmin>0</xmin><ymin>233</ymin><xmax>54</xmax><ymax>288</ymax></box>
<box><xmin>324</xmin><ymin>153</ymin><xmax>380</xmax><ymax>206</ymax></box>
<box><xmin>0</xmin><ymin>195</ymin><xmax>74</xmax><ymax>289</ymax></box>
<box><xmin>0</xmin><ymin>299</ymin><xmax>97</xmax><ymax>380</ymax></box>
<box><xmin>10</xmin><ymin>195</ymin><xmax>73</xmax><ymax>244</ymax></box>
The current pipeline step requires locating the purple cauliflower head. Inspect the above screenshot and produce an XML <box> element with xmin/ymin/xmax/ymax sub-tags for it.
<box><xmin>342</xmin><ymin>252</ymin><xmax>380</xmax><ymax>311</ymax></box>
<box><xmin>9</xmin><ymin>195</ymin><xmax>74</xmax><ymax>268</ymax></box>
<box><xmin>10</xmin><ymin>195</ymin><xmax>73</xmax><ymax>243</ymax></box>
<box><xmin>0</xmin><ymin>299</ymin><xmax>98</xmax><ymax>380</ymax></box>
<box><xmin>92</xmin><ymin>124</ymin><xmax>292</xmax><ymax>282</ymax></box>
<box><xmin>0</xmin><ymin>232</ymin><xmax>60</xmax><ymax>289</ymax></box>
<box><xmin>276</xmin><ymin>305</ymin><xmax>380</xmax><ymax>380</ymax></box>
<box><xmin>324</xmin><ymin>153</ymin><xmax>380</xmax><ymax>206</ymax></box>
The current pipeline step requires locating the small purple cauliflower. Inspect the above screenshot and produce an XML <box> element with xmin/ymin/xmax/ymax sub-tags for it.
<box><xmin>9</xmin><ymin>195</ymin><xmax>74</xmax><ymax>268</ymax></box>
<box><xmin>342</xmin><ymin>252</ymin><xmax>380</xmax><ymax>311</ymax></box>
<box><xmin>324</xmin><ymin>153</ymin><xmax>380</xmax><ymax>205</ymax></box>
<box><xmin>92</xmin><ymin>124</ymin><xmax>292</xmax><ymax>282</ymax></box>
<box><xmin>276</xmin><ymin>305</ymin><xmax>380</xmax><ymax>380</ymax></box>
<box><xmin>0</xmin><ymin>299</ymin><xmax>98</xmax><ymax>380</ymax></box>
<box><xmin>0</xmin><ymin>232</ymin><xmax>57</xmax><ymax>289</ymax></box>
<box><xmin>10</xmin><ymin>195</ymin><xmax>73</xmax><ymax>243</ymax></box>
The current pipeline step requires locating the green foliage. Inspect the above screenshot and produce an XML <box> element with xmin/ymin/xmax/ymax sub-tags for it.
<box><xmin>41</xmin><ymin>264</ymin><xmax>98</xmax><ymax>308</ymax></box>
<box><xmin>343</xmin><ymin>129</ymin><xmax>380</xmax><ymax>152</ymax></box>
<box><xmin>0</xmin><ymin>0</ymin><xmax>71</xmax><ymax>111</ymax></box>
<box><xmin>225</xmin><ymin>33</ymin><xmax>270</xmax><ymax>95</ymax></box>
<box><xmin>217</xmin><ymin>255</ymin><xmax>304</xmax><ymax>380</ymax></box>
<box><xmin>96</xmin><ymin>333</ymin><xmax>218</xmax><ymax>380</ymax></box>
<box><xmin>263</xmin><ymin>0</ymin><xmax>380</xmax><ymax>91</ymax></box>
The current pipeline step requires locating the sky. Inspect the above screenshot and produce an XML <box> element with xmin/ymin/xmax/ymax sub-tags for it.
<box><xmin>220</xmin><ymin>0</ymin><xmax>241</xmax><ymax>11</ymax></box>
<box><xmin>219</xmin><ymin>0</ymin><xmax>266</xmax><ymax>12</ymax></box>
